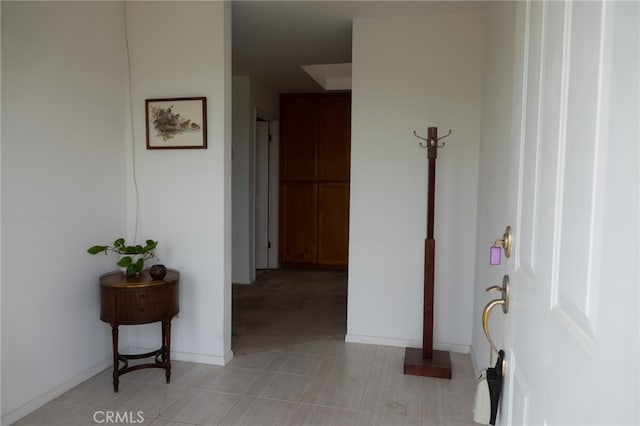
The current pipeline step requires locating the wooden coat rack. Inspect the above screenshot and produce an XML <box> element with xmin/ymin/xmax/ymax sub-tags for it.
<box><xmin>404</xmin><ymin>126</ymin><xmax>452</xmax><ymax>379</ymax></box>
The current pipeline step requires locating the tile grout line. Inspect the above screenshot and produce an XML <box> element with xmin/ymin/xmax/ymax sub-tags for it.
<box><xmin>421</xmin><ymin>365</ymin><xmax>426</xmax><ymax>423</ymax></box>
<box><xmin>15</xmin><ymin>342</ymin><xmax>476</xmax><ymax>426</ymax></box>
<box><xmin>352</xmin><ymin>344</ymin><xmax>377</xmax><ymax>417</ymax></box>
<box><xmin>212</xmin><ymin>389</ymin><xmax>245</xmax><ymax>426</ymax></box>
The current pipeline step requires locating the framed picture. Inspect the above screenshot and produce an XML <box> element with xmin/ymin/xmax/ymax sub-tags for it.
<box><xmin>145</xmin><ymin>97</ymin><xmax>207</xmax><ymax>149</ymax></box>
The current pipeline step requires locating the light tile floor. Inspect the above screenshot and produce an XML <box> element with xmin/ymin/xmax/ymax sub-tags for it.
<box><xmin>14</xmin><ymin>340</ymin><xmax>477</xmax><ymax>426</ymax></box>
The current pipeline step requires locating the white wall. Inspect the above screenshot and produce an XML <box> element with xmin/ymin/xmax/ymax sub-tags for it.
<box><xmin>232</xmin><ymin>75</ymin><xmax>278</xmax><ymax>284</ymax></box>
<box><xmin>348</xmin><ymin>12</ymin><xmax>483</xmax><ymax>351</ymax></box>
<box><xmin>470</xmin><ymin>2</ymin><xmax>517</xmax><ymax>372</ymax></box>
<box><xmin>1</xmin><ymin>1</ymin><xmax>4</xmax><ymax>419</ymax></box>
<box><xmin>1</xmin><ymin>1</ymin><xmax>232</xmax><ymax>422</ymax></box>
<box><xmin>123</xmin><ymin>1</ymin><xmax>232</xmax><ymax>365</ymax></box>
<box><xmin>1</xmin><ymin>2</ymin><xmax>126</xmax><ymax>421</ymax></box>
<box><xmin>232</xmin><ymin>76</ymin><xmax>252</xmax><ymax>284</ymax></box>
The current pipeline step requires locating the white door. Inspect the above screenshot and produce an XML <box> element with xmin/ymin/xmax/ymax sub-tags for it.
<box><xmin>255</xmin><ymin>120</ymin><xmax>270</xmax><ymax>269</ymax></box>
<box><xmin>501</xmin><ymin>1</ymin><xmax>639</xmax><ymax>425</ymax></box>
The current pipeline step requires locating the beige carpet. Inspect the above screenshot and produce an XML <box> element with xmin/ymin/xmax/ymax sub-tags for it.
<box><xmin>232</xmin><ymin>269</ymin><xmax>347</xmax><ymax>356</ymax></box>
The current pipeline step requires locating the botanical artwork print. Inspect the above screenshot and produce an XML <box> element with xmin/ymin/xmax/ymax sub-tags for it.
<box><xmin>150</xmin><ymin>104</ymin><xmax>201</xmax><ymax>142</ymax></box>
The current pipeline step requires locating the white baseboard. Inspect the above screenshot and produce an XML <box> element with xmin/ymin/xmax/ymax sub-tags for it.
<box><xmin>434</xmin><ymin>342</ymin><xmax>471</xmax><ymax>354</ymax></box>
<box><xmin>469</xmin><ymin>345</ymin><xmax>481</xmax><ymax>378</ymax></box>
<box><xmin>128</xmin><ymin>346</ymin><xmax>233</xmax><ymax>366</ymax></box>
<box><xmin>2</xmin><ymin>346</ymin><xmax>235</xmax><ymax>425</ymax></box>
<box><xmin>171</xmin><ymin>349</ymin><xmax>233</xmax><ymax>366</ymax></box>
<box><xmin>345</xmin><ymin>333</ymin><xmax>470</xmax><ymax>354</ymax></box>
<box><xmin>1</xmin><ymin>357</ymin><xmax>112</xmax><ymax>426</ymax></box>
<box><xmin>345</xmin><ymin>333</ymin><xmax>422</xmax><ymax>348</ymax></box>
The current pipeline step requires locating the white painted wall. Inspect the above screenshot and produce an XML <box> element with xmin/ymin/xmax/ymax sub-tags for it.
<box><xmin>1</xmin><ymin>1</ymin><xmax>4</xmax><ymax>420</ymax></box>
<box><xmin>348</xmin><ymin>12</ymin><xmax>483</xmax><ymax>351</ymax></box>
<box><xmin>232</xmin><ymin>76</ymin><xmax>252</xmax><ymax>284</ymax></box>
<box><xmin>1</xmin><ymin>2</ymin><xmax>232</xmax><ymax>422</ymax></box>
<box><xmin>232</xmin><ymin>75</ymin><xmax>278</xmax><ymax>284</ymax></box>
<box><xmin>1</xmin><ymin>2</ymin><xmax>126</xmax><ymax>421</ymax></box>
<box><xmin>123</xmin><ymin>1</ymin><xmax>232</xmax><ymax>365</ymax></box>
<box><xmin>250</xmin><ymin>78</ymin><xmax>279</xmax><ymax>117</ymax></box>
<box><xmin>470</xmin><ymin>2</ymin><xmax>517</xmax><ymax>373</ymax></box>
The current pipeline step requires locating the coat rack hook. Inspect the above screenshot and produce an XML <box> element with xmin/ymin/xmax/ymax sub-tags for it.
<box><xmin>436</xmin><ymin>129</ymin><xmax>452</xmax><ymax>141</ymax></box>
<box><xmin>414</xmin><ymin>129</ymin><xmax>452</xmax><ymax>149</ymax></box>
<box><xmin>435</xmin><ymin>129</ymin><xmax>452</xmax><ymax>148</ymax></box>
<box><xmin>413</xmin><ymin>130</ymin><xmax>429</xmax><ymax>148</ymax></box>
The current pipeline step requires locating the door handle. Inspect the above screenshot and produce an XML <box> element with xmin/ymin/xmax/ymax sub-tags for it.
<box><xmin>482</xmin><ymin>275</ymin><xmax>510</xmax><ymax>362</ymax></box>
<box><xmin>485</xmin><ymin>274</ymin><xmax>509</xmax><ymax>314</ymax></box>
<box><xmin>479</xmin><ymin>275</ymin><xmax>509</xmax><ymax>426</ymax></box>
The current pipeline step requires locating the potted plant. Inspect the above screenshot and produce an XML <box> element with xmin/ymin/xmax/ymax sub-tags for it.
<box><xmin>87</xmin><ymin>238</ymin><xmax>158</xmax><ymax>277</ymax></box>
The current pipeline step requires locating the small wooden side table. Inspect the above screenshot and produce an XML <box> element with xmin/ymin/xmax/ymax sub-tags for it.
<box><xmin>100</xmin><ymin>269</ymin><xmax>179</xmax><ymax>392</ymax></box>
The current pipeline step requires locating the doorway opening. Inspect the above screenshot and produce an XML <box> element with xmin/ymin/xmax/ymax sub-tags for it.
<box><xmin>231</xmin><ymin>93</ymin><xmax>351</xmax><ymax>355</ymax></box>
<box><xmin>250</xmin><ymin>109</ymin><xmax>279</xmax><ymax>276</ymax></box>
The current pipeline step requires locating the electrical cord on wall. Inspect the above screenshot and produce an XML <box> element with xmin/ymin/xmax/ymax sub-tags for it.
<box><xmin>123</xmin><ymin>1</ymin><xmax>141</xmax><ymax>243</ymax></box>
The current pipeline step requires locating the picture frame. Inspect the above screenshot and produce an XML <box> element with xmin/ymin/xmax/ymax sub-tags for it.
<box><xmin>145</xmin><ymin>97</ymin><xmax>207</xmax><ymax>149</ymax></box>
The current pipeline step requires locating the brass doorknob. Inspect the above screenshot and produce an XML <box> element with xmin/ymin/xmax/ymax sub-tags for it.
<box><xmin>482</xmin><ymin>275</ymin><xmax>510</xmax><ymax>357</ymax></box>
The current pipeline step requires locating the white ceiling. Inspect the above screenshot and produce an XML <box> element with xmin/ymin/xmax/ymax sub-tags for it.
<box><xmin>232</xmin><ymin>1</ymin><xmax>487</xmax><ymax>93</ymax></box>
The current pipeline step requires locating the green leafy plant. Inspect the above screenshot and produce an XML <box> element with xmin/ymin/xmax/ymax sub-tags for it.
<box><xmin>87</xmin><ymin>238</ymin><xmax>158</xmax><ymax>276</ymax></box>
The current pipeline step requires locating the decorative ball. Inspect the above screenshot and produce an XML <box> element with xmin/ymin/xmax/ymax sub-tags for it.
<box><xmin>149</xmin><ymin>264</ymin><xmax>167</xmax><ymax>280</ymax></box>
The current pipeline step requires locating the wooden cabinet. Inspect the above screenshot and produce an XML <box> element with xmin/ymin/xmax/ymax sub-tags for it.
<box><xmin>281</xmin><ymin>182</ymin><xmax>318</xmax><ymax>264</ymax></box>
<box><xmin>318</xmin><ymin>183</ymin><xmax>350</xmax><ymax>265</ymax></box>
<box><xmin>280</xmin><ymin>93</ymin><xmax>350</xmax><ymax>267</ymax></box>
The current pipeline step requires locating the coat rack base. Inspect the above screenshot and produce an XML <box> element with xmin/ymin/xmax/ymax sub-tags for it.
<box><xmin>403</xmin><ymin>347</ymin><xmax>452</xmax><ymax>379</ymax></box>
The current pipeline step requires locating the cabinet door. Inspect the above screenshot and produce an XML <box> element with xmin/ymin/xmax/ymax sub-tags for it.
<box><xmin>318</xmin><ymin>183</ymin><xmax>350</xmax><ymax>266</ymax></box>
<box><xmin>280</xmin><ymin>182</ymin><xmax>318</xmax><ymax>264</ymax></box>
<box><xmin>280</xmin><ymin>96</ymin><xmax>317</xmax><ymax>181</ymax></box>
<box><xmin>280</xmin><ymin>93</ymin><xmax>351</xmax><ymax>268</ymax></box>
<box><xmin>318</xmin><ymin>95</ymin><xmax>351</xmax><ymax>182</ymax></box>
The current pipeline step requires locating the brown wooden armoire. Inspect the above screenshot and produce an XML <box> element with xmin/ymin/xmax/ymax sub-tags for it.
<box><xmin>279</xmin><ymin>92</ymin><xmax>351</xmax><ymax>267</ymax></box>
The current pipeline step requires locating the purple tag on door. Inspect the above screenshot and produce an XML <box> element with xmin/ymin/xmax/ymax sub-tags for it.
<box><xmin>490</xmin><ymin>245</ymin><xmax>501</xmax><ymax>265</ymax></box>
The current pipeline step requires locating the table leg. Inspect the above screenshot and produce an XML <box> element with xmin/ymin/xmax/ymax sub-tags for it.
<box><xmin>163</xmin><ymin>320</ymin><xmax>172</xmax><ymax>383</ymax></box>
<box><xmin>161</xmin><ymin>321</ymin><xmax>167</xmax><ymax>364</ymax></box>
<box><xmin>111</xmin><ymin>324</ymin><xmax>119</xmax><ymax>392</ymax></box>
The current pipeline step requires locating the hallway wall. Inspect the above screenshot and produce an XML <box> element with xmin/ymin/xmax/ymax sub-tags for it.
<box><xmin>1</xmin><ymin>2</ymin><xmax>126</xmax><ymax>421</ymax></box>
<box><xmin>471</xmin><ymin>2</ymin><xmax>518</xmax><ymax>372</ymax></box>
<box><xmin>1</xmin><ymin>2</ymin><xmax>232</xmax><ymax>422</ymax></box>
<box><xmin>348</xmin><ymin>11</ymin><xmax>484</xmax><ymax>351</ymax></box>
<box><xmin>123</xmin><ymin>1</ymin><xmax>232</xmax><ymax>365</ymax></box>
<box><xmin>232</xmin><ymin>75</ymin><xmax>279</xmax><ymax>285</ymax></box>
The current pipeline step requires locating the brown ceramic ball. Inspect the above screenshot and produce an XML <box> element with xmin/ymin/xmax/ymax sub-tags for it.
<box><xmin>149</xmin><ymin>264</ymin><xmax>167</xmax><ymax>280</ymax></box>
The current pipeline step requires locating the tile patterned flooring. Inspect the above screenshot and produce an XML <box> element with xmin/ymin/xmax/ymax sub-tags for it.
<box><xmin>14</xmin><ymin>340</ymin><xmax>476</xmax><ymax>425</ymax></box>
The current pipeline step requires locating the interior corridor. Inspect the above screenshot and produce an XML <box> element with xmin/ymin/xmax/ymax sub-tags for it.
<box><xmin>232</xmin><ymin>269</ymin><xmax>347</xmax><ymax>355</ymax></box>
